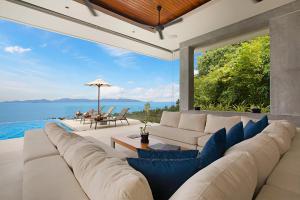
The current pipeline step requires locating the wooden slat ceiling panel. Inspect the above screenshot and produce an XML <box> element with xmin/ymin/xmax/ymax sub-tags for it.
<box><xmin>89</xmin><ymin>0</ymin><xmax>211</xmax><ymax>26</ymax></box>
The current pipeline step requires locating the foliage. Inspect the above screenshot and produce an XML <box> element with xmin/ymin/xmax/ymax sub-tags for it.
<box><xmin>194</xmin><ymin>35</ymin><xmax>270</xmax><ymax>112</ymax></box>
<box><xmin>127</xmin><ymin>100</ymin><xmax>180</xmax><ymax>123</ymax></box>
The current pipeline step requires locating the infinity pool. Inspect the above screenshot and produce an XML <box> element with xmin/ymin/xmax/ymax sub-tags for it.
<box><xmin>0</xmin><ymin>120</ymin><xmax>73</xmax><ymax>140</ymax></box>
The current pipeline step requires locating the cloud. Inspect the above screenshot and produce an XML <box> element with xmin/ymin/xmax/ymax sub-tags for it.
<box><xmin>40</xmin><ymin>43</ymin><xmax>47</xmax><ymax>48</ymax></box>
<box><xmin>4</xmin><ymin>46</ymin><xmax>31</xmax><ymax>54</ymax></box>
<box><xmin>100</xmin><ymin>44</ymin><xmax>132</xmax><ymax>57</ymax></box>
<box><xmin>99</xmin><ymin>44</ymin><xmax>137</xmax><ymax>69</ymax></box>
<box><xmin>85</xmin><ymin>83</ymin><xmax>179</xmax><ymax>102</ymax></box>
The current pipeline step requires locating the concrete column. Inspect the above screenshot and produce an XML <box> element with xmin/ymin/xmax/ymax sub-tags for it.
<box><xmin>179</xmin><ymin>46</ymin><xmax>194</xmax><ymax>111</ymax></box>
<box><xmin>270</xmin><ymin>10</ymin><xmax>300</xmax><ymax>115</ymax></box>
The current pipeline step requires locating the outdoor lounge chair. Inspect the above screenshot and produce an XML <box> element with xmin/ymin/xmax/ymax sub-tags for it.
<box><xmin>80</xmin><ymin>109</ymin><xmax>96</xmax><ymax>124</ymax></box>
<box><xmin>90</xmin><ymin>106</ymin><xmax>115</xmax><ymax>128</ymax></box>
<box><xmin>94</xmin><ymin>108</ymin><xmax>129</xmax><ymax>129</ymax></box>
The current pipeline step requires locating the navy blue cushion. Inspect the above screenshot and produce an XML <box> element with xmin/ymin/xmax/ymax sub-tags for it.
<box><xmin>244</xmin><ymin>120</ymin><xmax>257</xmax><ymax>139</ymax></box>
<box><xmin>259</xmin><ymin>115</ymin><xmax>269</xmax><ymax>132</ymax></box>
<box><xmin>244</xmin><ymin>116</ymin><xmax>269</xmax><ymax>140</ymax></box>
<box><xmin>127</xmin><ymin>158</ymin><xmax>201</xmax><ymax>200</ymax></box>
<box><xmin>198</xmin><ymin>128</ymin><xmax>226</xmax><ymax>169</ymax></box>
<box><xmin>226</xmin><ymin>122</ymin><xmax>244</xmax><ymax>149</ymax></box>
<box><xmin>137</xmin><ymin>149</ymin><xmax>199</xmax><ymax>159</ymax></box>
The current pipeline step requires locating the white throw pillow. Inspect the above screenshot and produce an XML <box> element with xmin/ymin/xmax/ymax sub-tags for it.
<box><xmin>225</xmin><ymin>134</ymin><xmax>280</xmax><ymax>192</ymax></box>
<box><xmin>72</xmin><ymin>145</ymin><xmax>153</xmax><ymax>200</ymax></box>
<box><xmin>160</xmin><ymin>111</ymin><xmax>181</xmax><ymax>128</ymax></box>
<box><xmin>178</xmin><ymin>113</ymin><xmax>206</xmax><ymax>132</ymax></box>
<box><xmin>261</xmin><ymin>122</ymin><xmax>291</xmax><ymax>155</ymax></box>
<box><xmin>170</xmin><ymin>152</ymin><xmax>257</xmax><ymax>200</ymax></box>
<box><xmin>204</xmin><ymin>115</ymin><xmax>241</xmax><ymax>134</ymax></box>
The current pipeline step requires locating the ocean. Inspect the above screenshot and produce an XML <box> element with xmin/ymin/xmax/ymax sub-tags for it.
<box><xmin>0</xmin><ymin>101</ymin><xmax>174</xmax><ymax>123</ymax></box>
<box><xmin>0</xmin><ymin>101</ymin><xmax>174</xmax><ymax>140</ymax></box>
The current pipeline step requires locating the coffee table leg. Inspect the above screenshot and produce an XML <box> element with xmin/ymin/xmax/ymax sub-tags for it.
<box><xmin>111</xmin><ymin>138</ymin><xmax>115</xmax><ymax>148</ymax></box>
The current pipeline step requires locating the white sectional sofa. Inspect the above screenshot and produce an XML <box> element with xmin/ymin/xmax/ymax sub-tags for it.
<box><xmin>148</xmin><ymin>111</ymin><xmax>242</xmax><ymax>149</ymax></box>
<box><xmin>23</xmin><ymin>118</ymin><xmax>300</xmax><ymax>200</ymax></box>
<box><xmin>22</xmin><ymin>123</ymin><xmax>153</xmax><ymax>200</ymax></box>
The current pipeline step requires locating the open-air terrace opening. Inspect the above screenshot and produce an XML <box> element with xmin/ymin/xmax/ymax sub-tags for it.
<box><xmin>0</xmin><ymin>0</ymin><xmax>300</xmax><ymax>200</ymax></box>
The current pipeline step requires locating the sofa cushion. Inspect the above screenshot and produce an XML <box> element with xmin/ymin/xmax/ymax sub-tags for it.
<box><xmin>23</xmin><ymin>129</ymin><xmax>59</xmax><ymax>163</ymax></box>
<box><xmin>178</xmin><ymin>113</ymin><xmax>206</xmax><ymax>132</ymax></box>
<box><xmin>197</xmin><ymin>134</ymin><xmax>212</xmax><ymax>147</ymax></box>
<box><xmin>160</xmin><ymin>111</ymin><xmax>181</xmax><ymax>128</ymax></box>
<box><xmin>204</xmin><ymin>115</ymin><xmax>241</xmax><ymax>134</ymax></box>
<box><xmin>148</xmin><ymin>125</ymin><xmax>204</xmax><ymax>145</ymax></box>
<box><xmin>199</xmin><ymin>128</ymin><xmax>226</xmax><ymax>169</ymax></box>
<box><xmin>259</xmin><ymin>115</ymin><xmax>269</xmax><ymax>131</ymax></box>
<box><xmin>23</xmin><ymin>155</ymin><xmax>89</xmax><ymax>200</ymax></box>
<box><xmin>170</xmin><ymin>152</ymin><xmax>257</xmax><ymax>200</ymax></box>
<box><xmin>225</xmin><ymin>134</ymin><xmax>280</xmax><ymax>191</ymax></box>
<box><xmin>267</xmin><ymin>151</ymin><xmax>300</xmax><ymax>195</ymax></box>
<box><xmin>45</xmin><ymin>122</ymin><xmax>69</xmax><ymax>146</ymax></box>
<box><xmin>56</xmin><ymin>133</ymin><xmax>84</xmax><ymax>156</ymax></box>
<box><xmin>255</xmin><ymin>185</ymin><xmax>300</xmax><ymax>200</ymax></box>
<box><xmin>137</xmin><ymin>149</ymin><xmax>199</xmax><ymax>159</ymax></box>
<box><xmin>160</xmin><ymin>111</ymin><xmax>180</xmax><ymax>128</ymax></box>
<box><xmin>244</xmin><ymin>120</ymin><xmax>260</xmax><ymax>139</ymax></box>
<box><xmin>271</xmin><ymin>120</ymin><xmax>297</xmax><ymax>139</ymax></box>
<box><xmin>72</xmin><ymin>145</ymin><xmax>153</xmax><ymax>200</ymax></box>
<box><xmin>261</xmin><ymin>122</ymin><xmax>291</xmax><ymax>155</ymax></box>
<box><xmin>63</xmin><ymin>139</ymin><xmax>93</xmax><ymax>167</ymax></box>
<box><xmin>289</xmin><ymin>132</ymin><xmax>300</xmax><ymax>153</ymax></box>
<box><xmin>127</xmin><ymin>157</ymin><xmax>200</xmax><ymax>200</ymax></box>
<box><xmin>226</xmin><ymin>122</ymin><xmax>244</xmax><ymax>149</ymax></box>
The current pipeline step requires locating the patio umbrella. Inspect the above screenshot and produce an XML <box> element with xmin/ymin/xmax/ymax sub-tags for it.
<box><xmin>85</xmin><ymin>79</ymin><xmax>111</xmax><ymax>114</ymax></box>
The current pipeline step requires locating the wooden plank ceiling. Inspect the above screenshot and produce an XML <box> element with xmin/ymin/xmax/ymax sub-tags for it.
<box><xmin>88</xmin><ymin>0</ymin><xmax>211</xmax><ymax>26</ymax></box>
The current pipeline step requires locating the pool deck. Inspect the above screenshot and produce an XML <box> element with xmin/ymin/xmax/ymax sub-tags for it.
<box><xmin>0</xmin><ymin>118</ymin><xmax>157</xmax><ymax>200</ymax></box>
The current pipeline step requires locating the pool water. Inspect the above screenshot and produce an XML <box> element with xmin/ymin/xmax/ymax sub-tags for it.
<box><xmin>0</xmin><ymin>120</ymin><xmax>73</xmax><ymax>140</ymax></box>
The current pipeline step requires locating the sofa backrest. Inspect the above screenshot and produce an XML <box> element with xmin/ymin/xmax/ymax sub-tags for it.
<box><xmin>170</xmin><ymin>152</ymin><xmax>257</xmax><ymax>200</ymax></box>
<box><xmin>160</xmin><ymin>111</ymin><xmax>181</xmax><ymax>128</ymax></box>
<box><xmin>204</xmin><ymin>114</ymin><xmax>241</xmax><ymax>134</ymax></box>
<box><xmin>261</xmin><ymin>122</ymin><xmax>292</xmax><ymax>156</ymax></box>
<box><xmin>225</xmin><ymin>134</ymin><xmax>280</xmax><ymax>192</ymax></box>
<box><xmin>178</xmin><ymin>113</ymin><xmax>206</xmax><ymax>132</ymax></box>
<box><xmin>44</xmin><ymin>123</ymin><xmax>153</xmax><ymax>200</ymax></box>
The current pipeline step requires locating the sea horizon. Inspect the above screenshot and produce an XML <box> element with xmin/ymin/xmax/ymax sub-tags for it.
<box><xmin>0</xmin><ymin>100</ymin><xmax>175</xmax><ymax>123</ymax></box>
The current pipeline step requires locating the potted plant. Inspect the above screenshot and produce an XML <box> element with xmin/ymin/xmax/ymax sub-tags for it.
<box><xmin>250</xmin><ymin>105</ymin><xmax>261</xmax><ymax>113</ymax></box>
<box><xmin>140</xmin><ymin>103</ymin><xmax>151</xmax><ymax>144</ymax></box>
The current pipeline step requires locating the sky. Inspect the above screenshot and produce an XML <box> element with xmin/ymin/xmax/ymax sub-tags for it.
<box><xmin>0</xmin><ymin>19</ymin><xmax>180</xmax><ymax>102</ymax></box>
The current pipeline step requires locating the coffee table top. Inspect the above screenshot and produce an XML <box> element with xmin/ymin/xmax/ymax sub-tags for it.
<box><xmin>111</xmin><ymin>135</ymin><xmax>164</xmax><ymax>152</ymax></box>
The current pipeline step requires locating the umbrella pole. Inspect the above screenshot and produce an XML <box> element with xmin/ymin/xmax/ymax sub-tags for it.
<box><xmin>98</xmin><ymin>86</ymin><xmax>100</xmax><ymax>115</ymax></box>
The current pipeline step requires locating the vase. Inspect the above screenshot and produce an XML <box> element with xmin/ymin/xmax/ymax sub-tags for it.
<box><xmin>141</xmin><ymin>134</ymin><xmax>149</xmax><ymax>144</ymax></box>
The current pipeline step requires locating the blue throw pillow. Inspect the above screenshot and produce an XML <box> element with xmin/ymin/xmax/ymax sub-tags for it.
<box><xmin>244</xmin><ymin>116</ymin><xmax>269</xmax><ymax>140</ymax></box>
<box><xmin>259</xmin><ymin>115</ymin><xmax>269</xmax><ymax>132</ymax></box>
<box><xmin>137</xmin><ymin>149</ymin><xmax>199</xmax><ymax>159</ymax></box>
<box><xmin>226</xmin><ymin>122</ymin><xmax>244</xmax><ymax>149</ymax></box>
<box><xmin>127</xmin><ymin>158</ymin><xmax>201</xmax><ymax>200</ymax></box>
<box><xmin>244</xmin><ymin>120</ymin><xmax>258</xmax><ymax>139</ymax></box>
<box><xmin>198</xmin><ymin>128</ymin><xmax>226</xmax><ymax>169</ymax></box>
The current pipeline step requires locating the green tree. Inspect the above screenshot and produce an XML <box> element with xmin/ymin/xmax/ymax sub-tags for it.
<box><xmin>194</xmin><ymin>35</ymin><xmax>270</xmax><ymax>111</ymax></box>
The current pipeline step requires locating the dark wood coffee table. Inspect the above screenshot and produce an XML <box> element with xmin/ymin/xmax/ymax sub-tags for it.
<box><xmin>111</xmin><ymin>135</ymin><xmax>165</xmax><ymax>151</ymax></box>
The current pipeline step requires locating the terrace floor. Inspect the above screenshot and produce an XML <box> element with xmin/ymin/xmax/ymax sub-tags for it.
<box><xmin>0</xmin><ymin>118</ymin><xmax>154</xmax><ymax>200</ymax></box>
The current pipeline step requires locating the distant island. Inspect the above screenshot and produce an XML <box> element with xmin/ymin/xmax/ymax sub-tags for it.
<box><xmin>1</xmin><ymin>98</ymin><xmax>142</xmax><ymax>103</ymax></box>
